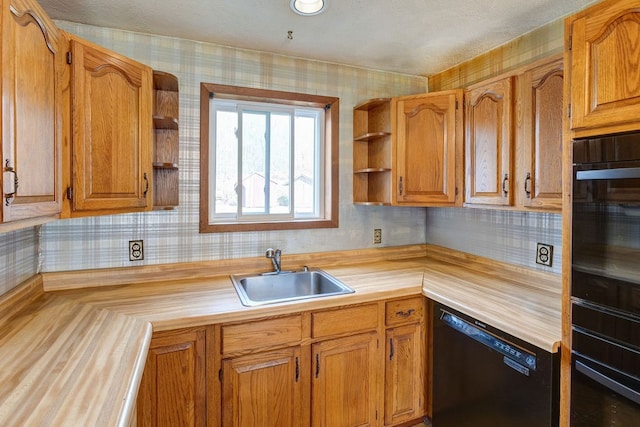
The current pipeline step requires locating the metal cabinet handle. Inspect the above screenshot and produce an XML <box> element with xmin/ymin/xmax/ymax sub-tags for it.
<box><xmin>389</xmin><ymin>338</ymin><xmax>394</xmax><ymax>361</ymax></box>
<box><xmin>524</xmin><ymin>172</ymin><xmax>531</xmax><ymax>198</ymax></box>
<box><xmin>143</xmin><ymin>173</ymin><xmax>149</xmax><ymax>198</ymax></box>
<box><xmin>399</xmin><ymin>176</ymin><xmax>403</xmax><ymax>196</ymax></box>
<box><xmin>315</xmin><ymin>353</ymin><xmax>320</xmax><ymax>378</ymax></box>
<box><xmin>295</xmin><ymin>356</ymin><xmax>299</xmax><ymax>382</ymax></box>
<box><xmin>502</xmin><ymin>173</ymin><xmax>509</xmax><ymax>196</ymax></box>
<box><xmin>4</xmin><ymin>159</ymin><xmax>19</xmax><ymax>206</ymax></box>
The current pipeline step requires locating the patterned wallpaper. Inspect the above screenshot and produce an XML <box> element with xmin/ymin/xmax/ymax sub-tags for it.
<box><xmin>426</xmin><ymin>208</ymin><xmax>562</xmax><ymax>274</ymax></box>
<box><xmin>38</xmin><ymin>22</ymin><xmax>429</xmax><ymax>272</ymax></box>
<box><xmin>0</xmin><ymin>18</ymin><xmax>565</xmax><ymax>296</ymax></box>
<box><xmin>0</xmin><ymin>227</ymin><xmax>39</xmax><ymax>296</ymax></box>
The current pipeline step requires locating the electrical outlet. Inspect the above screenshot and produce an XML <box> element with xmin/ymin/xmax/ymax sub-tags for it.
<box><xmin>129</xmin><ymin>240</ymin><xmax>144</xmax><ymax>261</ymax></box>
<box><xmin>373</xmin><ymin>228</ymin><xmax>382</xmax><ymax>244</ymax></box>
<box><xmin>535</xmin><ymin>243</ymin><xmax>553</xmax><ymax>267</ymax></box>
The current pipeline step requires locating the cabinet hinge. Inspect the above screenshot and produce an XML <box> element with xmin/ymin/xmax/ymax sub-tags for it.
<box><xmin>66</xmin><ymin>52</ymin><xmax>72</xmax><ymax>64</ymax></box>
<box><xmin>66</xmin><ymin>186</ymin><xmax>73</xmax><ymax>201</ymax></box>
<box><xmin>218</xmin><ymin>368</ymin><xmax>222</xmax><ymax>382</ymax></box>
<box><xmin>455</xmin><ymin>99</ymin><xmax>459</xmax><ymax>110</ymax></box>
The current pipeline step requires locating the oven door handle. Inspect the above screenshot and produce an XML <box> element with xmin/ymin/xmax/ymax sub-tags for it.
<box><xmin>576</xmin><ymin>167</ymin><xmax>640</xmax><ymax>181</ymax></box>
<box><xmin>576</xmin><ymin>360</ymin><xmax>640</xmax><ymax>405</ymax></box>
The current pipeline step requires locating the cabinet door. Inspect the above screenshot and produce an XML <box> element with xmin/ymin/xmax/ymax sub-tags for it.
<box><xmin>69</xmin><ymin>37</ymin><xmax>152</xmax><ymax>215</ymax></box>
<box><xmin>1</xmin><ymin>0</ymin><xmax>62</xmax><ymax>222</ymax></box>
<box><xmin>312</xmin><ymin>332</ymin><xmax>379</xmax><ymax>427</ymax></box>
<box><xmin>222</xmin><ymin>347</ymin><xmax>307</xmax><ymax>427</ymax></box>
<box><xmin>137</xmin><ymin>327</ymin><xmax>207</xmax><ymax>427</ymax></box>
<box><xmin>517</xmin><ymin>58</ymin><xmax>563</xmax><ymax>211</ymax></box>
<box><xmin>465</xmin><ymin>77</ymin><xmax>514</xmax><ymax>206</ymax></box>
<box><xmin>569</xmin><ymin>0</ymin><xmax>640</xmax><ymax>134</ymax></box>
<box><xmin>384</xmin><ymin>324</ymin><xmax>426</xmax><ymax>426</ymax></box>
<box><xmin>394</xmin><ymin>90</ymin><xmax>463</xmax><ymax>206</ymax></box>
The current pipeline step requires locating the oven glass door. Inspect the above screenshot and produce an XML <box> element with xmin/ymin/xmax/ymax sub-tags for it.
<box><xmin>572</xmin><ymin>160</ymin><xmax>640</xmax><ymax>290</ymax></box>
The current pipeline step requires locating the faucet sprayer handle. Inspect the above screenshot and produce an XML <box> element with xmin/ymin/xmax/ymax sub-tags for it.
<box><xmin>265</xmin><ymin>248</ymin><xmax>275</xmax><ymax>258</ymax></box>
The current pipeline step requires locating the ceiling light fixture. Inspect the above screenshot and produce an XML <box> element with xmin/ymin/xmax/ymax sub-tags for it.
<box><xmin>290</xmin><ymin>0</ymin><xmax>326</xmax><ymax>16</ymax></box>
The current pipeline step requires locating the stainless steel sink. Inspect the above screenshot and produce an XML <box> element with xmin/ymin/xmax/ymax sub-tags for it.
<box><xmin>230</xmin><ymin>267</ymin><xmax>355</xmax><ymax>306</ymax></box>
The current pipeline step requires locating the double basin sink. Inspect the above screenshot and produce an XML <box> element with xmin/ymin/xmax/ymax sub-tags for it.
<box><xmin>230</xmin><ymin>267</ymin><xmax>355</xmax><ymax>306</ymax></box>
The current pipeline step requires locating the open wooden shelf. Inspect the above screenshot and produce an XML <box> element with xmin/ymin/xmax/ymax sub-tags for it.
<box><xmin>152</xmin><ymin>70</ymin><xmax>179</xmax><ymax>210</ymax></box>
<box><xmin>353</xmin><ymin>98</ymin><xmax>393</xmax><ymax>205</ymax></box>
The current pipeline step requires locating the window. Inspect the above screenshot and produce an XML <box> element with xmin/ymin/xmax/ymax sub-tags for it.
<box><xmin>200</xmin><ymin>83</ymin><xmax>339</xmax><ymax>232</ymax></box>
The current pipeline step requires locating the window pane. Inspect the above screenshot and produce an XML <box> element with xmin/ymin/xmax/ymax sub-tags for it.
<box><xmin>270</xmin><ymin>113</ymin><xmax>291</xmax><ymax>214</ymax></box>
<box><xmin>241</xmin><ymin>111</ymin><xmax>267</xmax><ymax>215</ymax></box>
<box><xmin>294</xmin><ymin>114</ymin><xmax>317</xmax><ymax>215</ymax></box>
<box><xmin>214</xmin><ymin>110</ymin><xmax>238</xmax><ymax>215</ymax></box>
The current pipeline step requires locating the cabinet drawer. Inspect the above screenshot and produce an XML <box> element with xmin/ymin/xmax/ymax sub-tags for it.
<box><xmin>222</xmin><ymin>315</ymin><xmax>302</xmax><ymax>355</ymax></box>
<box><xmin>312</xmin><ymin>303</ymin><xmax>378</xmax><ymax>338</ymax></box>
<box><xmin>385</xmin><ymin>296</ymin><xmax>423</xmax><ymax>326</ymax></box>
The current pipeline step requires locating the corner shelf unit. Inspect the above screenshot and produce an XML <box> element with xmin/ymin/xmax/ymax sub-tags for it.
<box><xmin>152</xmin><ymin>71</ymin><xmax>179</xmax><ymax>210</ymax></box>
<box><xmin>353</xmin><ymin>98</ymin><xmax>392</xmax><ymax>205</ymax></box>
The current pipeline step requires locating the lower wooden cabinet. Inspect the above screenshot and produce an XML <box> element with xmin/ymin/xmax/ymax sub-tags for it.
<box><xmin>384</xmin><ymin>296</ymin><xmax>428</xmax><ymax>426</ymax></box>
<box><xmin>312</xmin><ymin>332</ymin><xmax>380</xmax><ymax>427</ymax></box>
<box><xmin>138</xmin><ymin>297</ymin><xmax>428</xmax><ymax>427</ymax></box>
<box><xmin>136</xmin><ymin>326</ymin><xmax>209</xmax><ymax>427</ymax></box>
<box><xmin>385</xmin><ymin>323</ymin><xmax>426</xmax><ymax>425</ymax></box>
<box><xmin>221</xmin><ymin>346</ymin><xmax>308</xmax><ymax>427</ymax></box>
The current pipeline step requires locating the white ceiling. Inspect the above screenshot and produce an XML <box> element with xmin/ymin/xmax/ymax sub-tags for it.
<box><xmin>38</xmin><ymin>0</ymin><xmax>597</xmax><ymax>76</ymax></box>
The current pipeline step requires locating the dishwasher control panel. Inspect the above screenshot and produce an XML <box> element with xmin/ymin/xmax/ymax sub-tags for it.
<box><xmin>440</xmin><ymin>310</ymin><xmax>537</xmax><ymax>371</ymax></box>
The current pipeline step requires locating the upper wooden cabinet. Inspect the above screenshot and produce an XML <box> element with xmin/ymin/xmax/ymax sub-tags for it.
<box><xmin>1</xmin><ymin>0</ymin><xmax>62</xmax><ymax>224</ymax></box>
<box><xmin>516</xmin><ymin>56</ymin><xmax>564</xmax><ymax>211</ymax></box>
<box><xmin>353</xmin><ymin>92</ymin><xmax>462</xmax><ymax>208</ymax></box>
<box><xmin>465</xmin><ymin>76</ymin><xmax>514</xmax><ymax>207</ymax></box>
<box><xmin>464</xmin><ymin>55</ymin><xmax>564</xmax><ymax>212</ymax></box>
<box><xmin>393</xmin><ymin>90</ymin><xmax>463</xmax><ymax>207</ymax></box>
<box><xmin>567</xmin><ymin>0</ymin><xmax>640</xmax><ymax>137</ymax></box>
<box><xmin>63</xmin><ymin>35</ymin><xmax>153</xmax><ymax>217</ymax></box>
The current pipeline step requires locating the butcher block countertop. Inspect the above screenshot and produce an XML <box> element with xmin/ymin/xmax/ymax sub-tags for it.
<box><xmin>0</xmin><ymin>244</ymin><xmax>561</xmax><ymax>426</ymax></box>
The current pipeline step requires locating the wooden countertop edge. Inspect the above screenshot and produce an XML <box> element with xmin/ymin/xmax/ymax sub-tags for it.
<box><xmin>41</xmin><ymin>244</ymin><xmax>430</xmax><ymax>291</ymax></box>
<box><xmin>118</xmin><ymin>321</ymin><xmax>153</xmax><ymax>427</ymax></box>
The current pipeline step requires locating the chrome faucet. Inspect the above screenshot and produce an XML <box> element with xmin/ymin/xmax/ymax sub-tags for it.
<box><xmin>265</xmin><ymin>248</ymin><xmax>282</xmax><ymax>273</ymax></box>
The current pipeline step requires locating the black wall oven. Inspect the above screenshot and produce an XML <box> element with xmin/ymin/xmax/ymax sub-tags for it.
<box><xmin>571</xmin><ymin>134</ymin><xmax>640</xmax><ymax>425</ymax></box>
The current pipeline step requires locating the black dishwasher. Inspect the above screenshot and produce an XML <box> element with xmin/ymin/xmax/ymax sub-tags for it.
<box><xmin>432</xmin><ymin>303</ymin><xmax>559</xmax><ymax>427</ymax></box>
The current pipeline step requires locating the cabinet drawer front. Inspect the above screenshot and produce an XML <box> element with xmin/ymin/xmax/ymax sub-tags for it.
<box><xmin>222</xmin><ymin>315</ymin><xmax>302</xmax><ymax>355</ymax></box>
<box><xmin>312</xmin><ymin>303</ymin><xmax>378</xmax><ymax>338</ymax></box>
<box><xmin>385</xmin><ymin>296</ymin><xmax>423</xmax><ymax>326</ymax></box>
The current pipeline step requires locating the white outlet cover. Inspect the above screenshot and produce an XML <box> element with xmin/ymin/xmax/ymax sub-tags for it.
<box><xmin>536</xmin><ymin>243</ymin><xmax>553</xmax><ymax>267</ymax></box>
